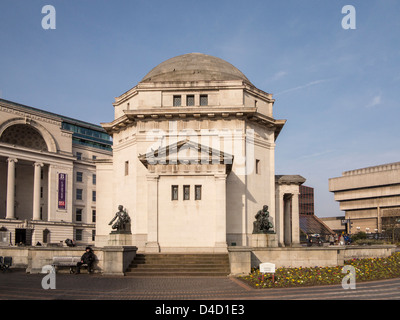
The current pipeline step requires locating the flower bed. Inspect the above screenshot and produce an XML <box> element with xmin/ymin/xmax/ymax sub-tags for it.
<box><xmin>239</xmin><ymin>252</ymin><xmax>400</xmax><ymax>288</ymax></box>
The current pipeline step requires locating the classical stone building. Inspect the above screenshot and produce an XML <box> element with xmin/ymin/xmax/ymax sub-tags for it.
<box><xmin>95</xmin><ymin>53</ymin><xmax>305</xmax><ymax>252</ymax></box>
<box><xmin>329</xmin><ymin>161</ymin><xmax>400</xmax><ymax>235</ymax></box>
<box><xmin>0</xmin><ymin>99</ymin><xmax>112</xmax><ymax>246</ymax></box>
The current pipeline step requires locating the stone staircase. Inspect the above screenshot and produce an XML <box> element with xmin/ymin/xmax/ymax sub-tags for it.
<box><xmin>125</xmin><ymin>253</ymin><xmax>231</xmax><ymax>277</ymax></box>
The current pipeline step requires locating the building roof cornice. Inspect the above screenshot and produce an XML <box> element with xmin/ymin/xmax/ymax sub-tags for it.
<box><xmin>101</xmin><ymin>107</ymin><xmax>286</xmax><ymax>141</ymax></box>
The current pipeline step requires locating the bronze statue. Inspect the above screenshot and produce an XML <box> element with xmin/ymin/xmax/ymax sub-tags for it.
<box><xmin>109</xmin><ymin>205</ymin><xmax>131</xmax><ymax>234</ymax></box>
<box><xmin>253</xmin><ymin>205</ymin><xmax>274</xmax><ymax>234</ymax></box>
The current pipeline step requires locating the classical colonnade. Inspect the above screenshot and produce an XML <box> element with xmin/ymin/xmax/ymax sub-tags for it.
<box><xmin>4</xmin><ymin>158</ymin><xmax>44</xmax><ymax>221</ymax></box>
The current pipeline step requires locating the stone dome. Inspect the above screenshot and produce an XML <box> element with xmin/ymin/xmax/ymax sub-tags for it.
<box><xmin>141</xmin><ymin>53</ymin><xmax>252</xmax><ymax>84</ymax></box>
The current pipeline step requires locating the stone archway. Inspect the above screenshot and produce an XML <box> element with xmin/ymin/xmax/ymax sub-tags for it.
<box><xmin>0</xmin><ymin>118</ymin><xmax>58</xmax><ymax>152</ymax></box>
<box><xmin>0</xmin><ymin>124</ymin><xmax>48</xmax><ymax>150</ymax></box>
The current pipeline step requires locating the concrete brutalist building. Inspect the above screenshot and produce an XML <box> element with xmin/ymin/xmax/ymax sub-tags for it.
<box><xmin>329</xmin><ymin>161</ymin><xmax>400</xmax><ymax>235</ymax></box>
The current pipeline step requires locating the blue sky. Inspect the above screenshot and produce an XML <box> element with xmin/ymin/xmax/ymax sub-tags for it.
<box><xmin>1</xmin><ymin>0</ymin><xmax>399</xmax><ymax>217</ymax></box>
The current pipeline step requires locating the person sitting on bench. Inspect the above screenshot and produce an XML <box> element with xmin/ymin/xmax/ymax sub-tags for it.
<box><xmin>76</xmin><ymin>247</ymin><xmax>95</xmax><ymax>274</ymax></box>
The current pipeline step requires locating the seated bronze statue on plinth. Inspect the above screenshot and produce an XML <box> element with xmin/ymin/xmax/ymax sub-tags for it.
<box><xmin>109</xmin><ymin>205</ymin><xmax>131</xmax><ymax>234</ymax></box>
<box><xmin>253</xmin><ymin>205</ymin><xmax>274</xmax><ymax>234</ymax></box>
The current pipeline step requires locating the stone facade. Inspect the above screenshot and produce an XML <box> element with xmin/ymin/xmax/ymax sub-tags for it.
<box><xmin>0</xmin><ymin>99</ymin><xmax>112</xmax><ymax>246</ymax></box>
<box><xmin>95</xmin><ymin>53</ymin><xmax>304</xmax><ymax>252</ymax></box>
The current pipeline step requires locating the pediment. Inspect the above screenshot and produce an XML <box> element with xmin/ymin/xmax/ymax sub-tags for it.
<box><xmin>138</xmin><ymin>139</ymin><xmax>233</xmax><ymax>171</ymax></box>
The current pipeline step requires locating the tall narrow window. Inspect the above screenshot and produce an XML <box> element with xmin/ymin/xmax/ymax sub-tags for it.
<box><xmin>186</xmin><ymin>95</ymin><xmax>195</xmax><ymax>106</ymax></box>
<box><xmin>76</xmin><ymin>171</ymin><xmax>83</xmax><ymax>182</ymax></box>
<box><xmin>92</xmin><ymin>174</ymin><xmax>96</xmax><ymax>185</ymax></box>
<box><xmin>195</xmin><ymin>185</ymin><xmax>202</xmax><ymax>200</ymax></box>
<box><xmin>256</xmin><ymin>159</ymin><xmax>261</xmax><ymax>174</ymax></box>
<box><xmin>92</xmin><ymin>209</ymin><xmax>96</xmax><ymax>223</ymax></box>
<box><xmin>76</xmin><ymin>208</ymin><xmax>82</xmax><ymax>222</ymax></box>
<box><xmin>76</xmin><ymin>229</ymin><xmax>83</xmax><ymax>241</ymax></box>
<box><xmin>76</xmin><ymin>189</ymin><xmax>83</xmax><ymax>200</ymax></box>
<box><xmin>125</xmin><ymin>161</ymin><xmax>129</xmax><ymax>176</ymax></box>
<box><xmin>200</xmin><ymin>94</ymin><xmax>208</xmax><ymax>106</ymax></box>
<box><xmin>43</xmin><ymin>229</ymin><xmax>50</xmax><ymax>243</ymax></box>
<box><xmin>92</xmin><ymin>190</ymin><xmax>96</xmax><ymax>202</ymax></box>
<box><xmin>173</xmin><ymin>95</ymin><xmax>182</xmax><ymax>107</ymax></box>
<box><xmin>92</xmin><ymin>230</ymin><xmax>96</xmax><ymax>241</ymax></box>
<box><xmin>183</xmin><ymin>185</ymin><xmax>190</xmax><ymax>200</ymax></box>
<box><xmin>171</xmin><ymin>185</ymin><xmax>179</xmax><ymax>200</ymax></box>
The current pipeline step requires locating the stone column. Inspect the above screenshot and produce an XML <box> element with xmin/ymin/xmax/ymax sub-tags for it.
<box><xmin>284</xmin><ymin>194</ymin><xmax>292</xmax><ymax>246</ymax></box>
<box><xmin>47</xmin><ymin>164</ymin><xmax>54</xmax><ymax>221</ymax></box>
<box><xmin>275</xmin><ymin>189</ymin><xmax>285</xmax><ymax>247</ymax></box>
<box><xmin>6</xmin><ymin>158</ymin><xmax>18</xmax><ymax>219</ymax></box>
<box><xmin>214</xmin><ymin>174</ymin><xmax>228</xmax><ymax>251</ymax></box>
<box><xmin>291</xmin><ymin>192</ymin><xmax>301</xmax><ymax>246</ymax></box>
<box><xmin>33</xmin><ymin>162</ymin><xmax>44</xmax><ymax>220</ymax></box>
<box><xmin>145</xmin><ymin>174</ymin><xmax>160</xmax><ymax>252</ymax></box>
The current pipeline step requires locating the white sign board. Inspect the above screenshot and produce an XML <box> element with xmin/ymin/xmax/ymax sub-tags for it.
<box><xmin>259</xmin><ymin>262</ymin><xmax>275</xmax><ymax>274</ymax></box>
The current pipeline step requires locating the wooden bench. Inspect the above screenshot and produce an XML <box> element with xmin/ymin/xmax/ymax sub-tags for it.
<box><xmin>0</xmin><ymin>256</ymin><xmax>12</xmax><ymax>272</ymax></box>
<box><xmin>52</xmin><ymin>256</ymin><xmax>87</xmax><ymax>274</ymax></box>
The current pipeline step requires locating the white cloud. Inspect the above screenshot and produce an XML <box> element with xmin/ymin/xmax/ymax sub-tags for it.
<box><xmin>275</xmin><ymin>79</ymin><xmax>331</xmax><ymax>96</ymax></box>
<box><xmin>271</xmin><ymin>70</ymin><xmax>288</xmax><ymax>80</ymax></box>
<box><xmin>365</xmin><ymin>94</ymin><xmax>382</xmax><ymax>108</ymax></box>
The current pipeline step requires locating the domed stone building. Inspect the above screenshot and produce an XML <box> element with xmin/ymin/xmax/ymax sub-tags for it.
<box><xmin>95</xmin><ymin>53</ymin><xmax>304</xmax><ymax>252</ymax></box>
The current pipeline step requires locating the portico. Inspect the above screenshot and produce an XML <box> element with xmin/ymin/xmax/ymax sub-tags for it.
<box><xmin>275</xmin><ymin>175</ymin><xmax>306</xmax><ymax>247</ymax></box>
<box><xmin>0</xmin><ymin>98</ymin><xmax>112</xmax><ymax>246</ymax></box>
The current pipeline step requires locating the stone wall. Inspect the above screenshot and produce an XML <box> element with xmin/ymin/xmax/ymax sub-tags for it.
<box><xmin>0</xmin><ymin>246</ymin><xmax>137</xmax><ymax>275</ymax></box>
<box><xmin>229</xmin><ymin>245</ymin><xmax>396</xmax><ymax>275</ymax></box>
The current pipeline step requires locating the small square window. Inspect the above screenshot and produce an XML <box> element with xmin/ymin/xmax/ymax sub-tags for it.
<box><xmin>172</xmin><ymin>185</ymin><xmax>179</xmax><ymax>200</ymax></box>
<box><xmin>186</xmin><ymin>95</ymin><xmax>195</xmax><ymax>106</ymax></box>
<box><xmin>76</xmin><ymin>152</ymin><xmax>82</xmax><ymax>160</ymax></box>
<box><xmin>173</xmin><ymin>95</ymin><xmax>182</xmax><ymax>107</ymax></box>
<box><xmin>195</xmin><ymin>185</ymin><xmax>202</xmax><ymax>200</ymax></box>
<box><xmin>183</xmin><ymin>185</ymin><xmax>190</xmax><ymax>200</ymax></box>
<box><xmin>200</xmin><ymin>95</ymin><xmax>208</xmax><ymax>106</ymax></box>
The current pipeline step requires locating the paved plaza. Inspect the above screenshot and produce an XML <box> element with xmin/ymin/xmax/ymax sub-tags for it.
<box><xmin>0</xmin><ymin>270</ymin><xmax>399</xmax><ymax>301</ymax></box>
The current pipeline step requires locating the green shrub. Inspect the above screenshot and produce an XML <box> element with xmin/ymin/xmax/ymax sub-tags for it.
<box><xmin>354</xmin><ymin>239</ymin><xmax>385</xmax><ymax>245</ymax></box>
<box><xmin>351</xmin><ymin>231</ymin><xmax>367</xmax><ymax>241</ymax></box>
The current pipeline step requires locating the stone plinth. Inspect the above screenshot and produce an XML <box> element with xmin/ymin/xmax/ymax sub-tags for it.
<box><xmin>107</xmin><ymin>233</ymin><xmax>133</xmax><ymax>246</ymax></box>
<box><xmin>102</xmin><ymin>246</ymin><xmax>137</xmax><ymax>275</ymax></box>
<box><xmin>251</xmin><ymin>233</ymin><xmax>278</xmax><ymax>248</ymax></box>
